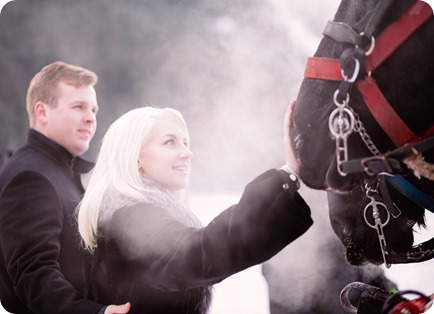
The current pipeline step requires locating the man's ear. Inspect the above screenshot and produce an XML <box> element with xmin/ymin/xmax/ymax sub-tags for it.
<box><xmin>34</xmin><ymin>102</ymin><xmax>47</xmax><ymax>123</ymax></box>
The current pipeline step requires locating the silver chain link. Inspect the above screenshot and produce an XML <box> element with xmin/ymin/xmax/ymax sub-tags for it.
<box><xmin>329</xmin><ymin>89</ymin><xmax>382</xmax><ymax>175</ymax></box>
<box><xmin>351</xmin><ymin>108</ymin><xmax>381</xmax><ymax>156</ymax></box>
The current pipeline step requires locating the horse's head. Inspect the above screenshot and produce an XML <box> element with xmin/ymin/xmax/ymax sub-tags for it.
<box><xmin>292</xmin><ymin>0</ymin><xmax>434</xmax><ymax>191</ymax></box>
<box><xmin>328</xmin><ymin>173</ymin><xmax>434</xmax><ymax>266</ymax></box>
<box><xmin>291</xmin><ymin>0</ymin><xmax>434</xmax><ymax>267</ymax></box>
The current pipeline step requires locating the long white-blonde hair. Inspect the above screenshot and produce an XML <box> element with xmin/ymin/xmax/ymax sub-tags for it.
<box><xmin>77</xmin><ymin>106</ymin><xmax>189</xmax><ymax>251</ymax></box>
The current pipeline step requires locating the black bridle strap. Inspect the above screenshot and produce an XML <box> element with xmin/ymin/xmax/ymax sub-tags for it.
<box><xmin>304</xmin><ymin>1</ymin><xmax>433</xmax><ymax>147</ymax></box>
<box><xmin>323</xmin><ymin>21</ymin><xmax>364</xmax><ymax>46</ymax></box>
<box><xmin>341</xmin><ymin>136</ymin><xmax>434</xmax><ymax>175</ymax></box>
<box><xmin>341</xmin><ymin>155</ymin><xmax>404</xmax><ymax>175</ymax></box>
<box><xmin>378</xmin><ymin>175</ymin><xmax>402</xmax><ymax>218</ymax></box>
<box><xmin>323</xmin><ymin>0</ymin><xmax>396</xmax><ymax>47</ymax></box>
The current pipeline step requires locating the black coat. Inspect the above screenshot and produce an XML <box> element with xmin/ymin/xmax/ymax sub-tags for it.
<box><xmin>89</xmin><ymin>169</ymin><xmax>313</xmax><ymax>314</ymax></box>
<box><xmin>0</xmin><ymin>130</ymin><xmax>103</xmax><ymax>314</ymax></box>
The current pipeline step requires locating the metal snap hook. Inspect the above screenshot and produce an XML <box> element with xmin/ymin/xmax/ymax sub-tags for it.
<box><xmin>333</xmin><ymin>89</ymin><xmax>350</xmax><ymax>107</ymax></box>
<box><xmin>340</xmin><ymin>57</ymin><xmax>360</xmax><ymax>83</ymax></box>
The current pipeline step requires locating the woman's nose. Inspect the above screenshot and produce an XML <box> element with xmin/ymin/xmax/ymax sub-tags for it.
<box><xmin>180</xmin><ymin>147</ymin><xmax>193</xmax><ymax>159</ymax></box>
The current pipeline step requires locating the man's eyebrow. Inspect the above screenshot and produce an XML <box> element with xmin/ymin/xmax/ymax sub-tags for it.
<box><xmin>70</xmin><ymin>101</ymin><xmax>99</xmax><ymax>110</ymax></box>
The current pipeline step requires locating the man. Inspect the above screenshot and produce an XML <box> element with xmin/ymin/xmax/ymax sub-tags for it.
<box><xmin>0</xmin><ymin>61</ymin><xmax>130</xmax><ymax>314</ymax></box>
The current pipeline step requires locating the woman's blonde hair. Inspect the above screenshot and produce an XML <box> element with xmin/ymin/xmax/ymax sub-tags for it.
<box><xmin>77</xmin><ymin>106</ymin><xmax>189</xmax><ymax>251</ymax></box>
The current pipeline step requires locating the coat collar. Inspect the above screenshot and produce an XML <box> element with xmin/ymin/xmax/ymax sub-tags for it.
<box><xmin>27</xmin><ymin>129</ymin><xmax>94</xmax><ymax>174</ymax></box>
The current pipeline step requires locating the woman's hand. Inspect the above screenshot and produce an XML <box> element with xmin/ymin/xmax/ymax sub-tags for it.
<box><xmin>283</xmin><ymin>99</ymin><xmax>300</xmax><ymax>175</ymax></box>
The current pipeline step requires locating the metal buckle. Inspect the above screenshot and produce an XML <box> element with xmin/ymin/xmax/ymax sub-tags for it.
<box><xmin>360</xmin><ymin>155</ymin><xmax>393</xmax><ymax>176</ymax></box>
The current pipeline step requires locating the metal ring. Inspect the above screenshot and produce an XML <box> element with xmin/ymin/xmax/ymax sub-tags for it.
<box><xmin>340</xmin><ymin>57</ymin><xmax>360</xmax><ymax>83</ymax></box>
<box><xmin>341</xmin><ymin>282</ymin><xmax>391</xmax><ymax>314</ymax></box>
<box><xmin>363</xmin><ymin>201</ymin><xmax>390</xmax><ymax>228</ymax></box>
<box><xmin>333</xmin><ymin>89</ymin><xmax>349</xmax><ymax>107</ymax></box>
<box><xmin>359</xmin><ymin>32</ymin><xmax>375</xmax><ymax>56</ymax></box>
<box><xmin>328</xmin><ymin>107</ymin><xmax>355</xmax><ymax>138</ymax></box>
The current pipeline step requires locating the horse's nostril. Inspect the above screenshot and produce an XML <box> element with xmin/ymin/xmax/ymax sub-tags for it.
<box><xmin>346</xmin><ymin>245</ymin><xmax>365</xmax><ymax>265</ymax></box>
<box><xmin>402</xmin><ymin>218</ymin><xmax>416</xmax><ymax>230</ymax></box>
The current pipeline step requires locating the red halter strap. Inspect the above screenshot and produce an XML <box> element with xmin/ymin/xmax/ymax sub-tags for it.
<box><xmin>304</xmin><ymin>1</ymin><xmax>433</xmax><ymax>147</ymax></box>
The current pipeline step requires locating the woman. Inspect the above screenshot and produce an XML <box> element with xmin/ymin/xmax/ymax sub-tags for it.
<box><xmin>77</xmin><ymin>103</ymin><xmax>312</xmax><ymax>314</ymax></box>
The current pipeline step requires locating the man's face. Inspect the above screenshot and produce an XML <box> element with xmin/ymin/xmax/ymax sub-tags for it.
<box><xmin>44</xmin><ymin>81</ymin><xmax>98</xmax><ymax>157</ymax></box>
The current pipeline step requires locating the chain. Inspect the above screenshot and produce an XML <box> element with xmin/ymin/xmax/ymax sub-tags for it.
<box><xmin>351</xmin><ymin>108</ymin><xmax>381</xmax><ymax>156</ymax></box>
<box><xmin>329</xmin><ymin>89</ymin><xmax>383</xmax><ymax>175</ymax></box>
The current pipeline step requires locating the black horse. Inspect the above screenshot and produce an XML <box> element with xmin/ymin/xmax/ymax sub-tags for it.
<box><xmin>291</xmin><ymin>0</ymin><xmax>434</xmax><ymax>266</ymax></box>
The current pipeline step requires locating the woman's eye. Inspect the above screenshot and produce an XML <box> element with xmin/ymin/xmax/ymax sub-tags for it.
<box><xmin>164</xmin><ymin>139</ymin><xmax>175</xmax><ymax>145</ymax></box>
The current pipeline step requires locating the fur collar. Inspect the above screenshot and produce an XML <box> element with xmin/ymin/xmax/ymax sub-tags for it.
<box><xmin>98</xmin><ymin>178</ymin><xmax>202</xmax><ymax>229</ymax></box>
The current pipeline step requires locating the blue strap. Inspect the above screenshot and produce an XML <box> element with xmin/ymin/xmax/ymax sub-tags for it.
<box><xmin>384</xmin><ymin>175</ymin><xmax>434</xmax><ymax>214</ymax></box>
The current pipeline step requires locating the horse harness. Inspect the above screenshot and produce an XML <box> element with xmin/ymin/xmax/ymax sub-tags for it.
<box><xmin>303</xmin><ymin>0</ymin><xmax>434</xmax><ymax>177</ymax></box>
<box><xmin>302</xmin><ymin>0</ymin><xmax>434</xmax><ymax>268</ymax></box>
<box><xmin>362</xmin><ymin>174</ymin><xmax>434</xmax><ymax>267</ymax></box>
<box><xmin>301</xmin><ymin>0</ymin><xmax>434</xmax><ymax>312</ymax></box>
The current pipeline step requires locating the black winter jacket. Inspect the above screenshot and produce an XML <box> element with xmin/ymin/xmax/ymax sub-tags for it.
<box><xmin>89</xmin><ymin>169</ymin><xmax>313</xmax><ymax>314</ymax></box>
<box><xmin>0</xmin><ymin>130</ymin><xmax>103</xmax><ymax>314</ymax></box>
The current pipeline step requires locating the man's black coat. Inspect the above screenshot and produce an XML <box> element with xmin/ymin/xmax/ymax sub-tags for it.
<box><xmin>0</xmin><ymin>130</ymin><xmax>102</xmax><ymax>314</ymax></box>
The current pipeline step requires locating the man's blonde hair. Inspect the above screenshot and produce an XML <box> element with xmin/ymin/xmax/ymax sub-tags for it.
<box><xmin>26</xmin><ymin>61</ymin><xmax>98</xmax><ymax>127</ymax></box>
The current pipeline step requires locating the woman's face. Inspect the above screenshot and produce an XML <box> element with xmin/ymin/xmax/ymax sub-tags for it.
<box><xmin>138</xmin><ymin>118</ymin><xmax>192</xmax><ymax>195</ymax></box>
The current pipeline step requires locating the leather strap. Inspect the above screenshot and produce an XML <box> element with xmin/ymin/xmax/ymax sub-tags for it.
<box><xmin>304</xmin><ymin>1</ymin><xmax>433</xmax><ymax>147</ymax></box>
<box><xmin>356</xmin><ymin>77</ymin><xmax>416</xmax><ymax>146</ymax></box>
<box><xmin>364</xmin><ymin>1</ymin><xmax>433</xmax><ymax>73</ymax></box>
<box><xmin>340</xmin><ymin>137</ymin><xmax>434</xmax><ymax>175</ymax></box>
